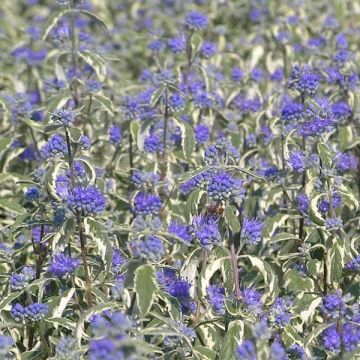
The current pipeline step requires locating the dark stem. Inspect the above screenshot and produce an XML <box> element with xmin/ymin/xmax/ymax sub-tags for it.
<box><xmin>298</xmin><ymin>135</ymin><xmax>306</xmax><ymax>243</ymax></box>
<box><xmin>194</xmin><ymin>249</ymin><xmax>208</xmax><ymax>324</ymax></box>
<box><xmin>160</xmin><ymin>86</ymin><xmax>169</xmax><ymax>180</ymax></box>
<box><xmin>230</xmin><ymin>237</ymin><xmax>241</xmax><ymax>299</ymax></box>
<box><xmin>128</xmin><ymin>131</ymin><xmax>134</xmax><ymax>177</ymax></box>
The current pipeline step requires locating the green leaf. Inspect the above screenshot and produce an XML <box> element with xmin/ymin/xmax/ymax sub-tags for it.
<box><xmin>21</xmin><ymin>118</ymin><xmax>44</xmax><ymax>133</ymax></box>
<box><xmin>225</xmin><ymin>205</ymin><xmax>240</xmax><ymax>233</ymax></box>
<box><xmin>43</xmin><ymin>9</ymin><xmax>71</xmax><ymax>40</ymax></box>
<box><xmin>0</xmin><ymin>137</ymin><xmax>12</xmax><ymax>152</ymax></box>
<box><xmin>182</xmin><ymin>121</ymin><xmax>195</xmax><ymax>160</ymax></box>
<box><xmin>0</xmin><ymin>199</ymin><xmax>25</xmax><ymax>214</ymax></box>
<box><xmin>92</xmin><ymin>94</ymin><xmax>114</xmax><ymax>115</ymax></box>
<box><xmin>326</xmin><ymin>239</ymin><xmax>345</xmax><ymax>285</ymax></box>
<box><xmin>284</xmin><ymin>269</ymin><xmax>314</xmax><ymax>292</ymax></box>
<box><xmin>185</xmin><ymin>189</ymin><xmax>205</xmax><ymax>221</ymax></box>
<box><xmin>86</xmin><ymin>218</ymin><xmax>113</xmax><ymax>280</ymax></box>
<box><xmin>262</xmin><ymin>213</ymin><xmax>289</xmax><ymax>243</ymax></box>
<box><xmin>308</xmin><ymin>194</ymin><xmax>325</xmax><ymax>226</ymax></box>
<box><xmin>77</xmin><ymin>9</ymin><xmax>110</xmax><ymax>34</ymax></box>
<box><xmin>193</xmin><ymin>346</ymin><xmax>217</xmax><ymax>360</ymax></box>
<box><xmin>219</xmin><ymin>320</ymin><xmax>244</xmax><ymax>360</ymax></box>
<box><xmin>317</xmin><ymin>142</ymin><xmax>332</xmax><ymax>168</ymax></box>
<box><xmin>67</xmin><ymin>127</ymin><xmax>83</xmax><ymax>143</ymax></box>
<box><xmin>0</xmin><ymin>291</ymin><xmax>22</xmax><ymax>311</ymax></box>
<box><xmin>134</xmin><ymin>264</ymin><xmax>158</xmax><ymax>316</ymax></box>
<box><xmin>78</xmin><ymin>50</ymin><xmax>106</xmax><ymax>81</ymax></box>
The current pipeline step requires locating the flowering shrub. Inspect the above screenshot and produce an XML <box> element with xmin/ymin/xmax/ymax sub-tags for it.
<box><xmin>0</xmin><ymin>0</ymin><xmax>360</xmax><ymax>359</ymax></box>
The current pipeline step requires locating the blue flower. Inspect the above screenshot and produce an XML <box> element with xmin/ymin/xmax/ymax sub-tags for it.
<box><xmin>237</xmin><ymin>340</ymin><xmax>257</xmax><ymax>360</ymax></box>
<box><xmin>190</xmin><ymin>215</ymin><xmax>222</xmax><ymax>249</ymax></box>
<box><xmin>168</xmin><ymin>221</ymin><xmax>192</xmax><ymax>243</ymax></box>
<box><xmin>109</xmin><ymin>126</ymin><xmax>122</xmax><ymax>145</ymax></box>
<box><xmin>169</xmin><ymin>93</ymin><xmax>185</xmax><ymax>112</ymax></box>
<box><xmin>184</xmin><ymin>11</ymin><xmax>208</xmax><ymax>30</ymax></box>
<box><xmin>241</xmin><ymin>218</ymin><xmax>263</xmax><ymax>245</ymax></box>
<box><xmin>231</xmin><ymin>67</ymin><xmax>244</xmax><ymax>82</ymax></box>
<box><xmin>207</xmin><ymin>171</ymin><xmax>244</xmax><ymax>202</ymax></box>
<box><xmin>50</xmin><ymin>108</ymin><xmax>75</xmax><ymax>126</ymax></box>
<box><xmin>296</xmin><ymin>193</ymin><xmax>309</xmax><ymax>213</ymax></box>
<box><xmin>200</xmin><ymin>41</ymin><xmax>217</xmax><ymax>58</ymax></box>
<box><xmin>168</xmin><ymin>35</ymin><xmax>186</xmax><ymax>54</ymax></box>
<box><xmin>129</xmin><ymin>235</ymin><xmax>165</xmax><ymax>261</ymax></box>
<box><xmin>41</xmin><ymin>134</ymin><xmax>68</xmax><ymax>159</ymax></box>
<box><xmin>48</xmin><ymin>253</ymin><xmax>80</xmax><ymax>278</ymax></box>
<box><xmin>10</xmin><ymin>266</ymin><xmax>35</xmax><ymax>290</ymax></box>
<box><xmin>207</xmin><ymin>285</ymin><xmax>225</xmax><ymax>314</ymax></box>
<box><xmin>25</xmin><ymin>187</ymin><xmax>40</xmax><ymax>201</ymax></box>
<box><xmin>67</xmin><ymin>186</ymin><xmax>106</xmax><ymax>216</ymax></box>
<box><xmin>24</xmin><ymin>303</ymin><xmax>49</xmax><ymax>321</ymax></box>
<box><xmin>194</xmin><ymin>124</ymin><xmax>210</xmax><ymax>145</ymax></box>
<box><xmin>133</xmin><ymin>192</ymin><xmax>162</xmax><ymax>215</ymax></box>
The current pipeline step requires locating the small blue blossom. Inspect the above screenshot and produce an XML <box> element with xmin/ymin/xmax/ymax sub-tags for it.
<box><xmin>241</xmin><ymin>217</ymin><xmax>263</xmax><ymax>245</ymax></box>
<box><xmin>48</xmin><ymin>253</ymin><xmax>80</xmax><ymax>278</ymax></box>
<box><xmin>67</xmin><ymin>186</ymin><xmax>106</xmax><ymax>216</ymax></box>
<box><xmin>109</xmin><ymin>126</ymin><xmax>122</xmax><ymax>145</ymax></box>
<box><xmin>190</xmin><ymin>215</ymin><xmax>222</xmax><ymax>249</ymax></box>
<box><xmin>133</xmin><ymin>192</ymin><xmax>162</xmax><ymax>215</ymax></box>
<box><xmin>207</xmin><ymin>285</ymin><xmax>225</xmax><ymax>315</ymax></box>
<box><xmin>25</xmin><ymin>187</ymin><xmax>40</xmax><ymax>201</ymax></box>
<box><xmin>184</xmin><ymin>11</ymin><xmax>208</xmax><ymax>30</ymax></box>
<box><xmin>50</xmin><ymin>108</ymin><xmax>75</xmax><ymax>126</ymax></box>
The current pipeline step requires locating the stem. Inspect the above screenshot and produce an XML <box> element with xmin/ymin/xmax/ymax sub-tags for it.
<box><xmin>128</xmin><ymin>132</ymin><xmax>134</xmax><ymax>177</ymax></box>
<box><xmin>160</xmin><ymin>86</ymin><xmax>169</xmax><ymax>180</ymax></box>
<box><xmin>69</xmin><ymin>0</ymin><xmax>80</xmax><ymax>108</ymax></box>
<box><xmin>298</xmin><ymin>135</ymin><xmax>306</xmax><ymax>243</ymax></box>
<box><xmin>230</xmin><ymin>237</ymin><xmax>241</xmax><ymax>299</ymax></box>
<box><xmin>65</xmin><ymin>128</ymin><xmax>93</xmax><ymax>308</ymax></box>
<box><xmin>77</xmin><ymin>211</ymin><xmax>93</xmax><ymax>308</ymax></box>
<box><xmin>194</xmin><ymin>249</ymin><xmax>208</xmax><ymax>324</ymax></box>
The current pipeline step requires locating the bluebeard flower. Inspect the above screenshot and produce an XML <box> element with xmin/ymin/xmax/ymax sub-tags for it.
<box><xmin>149</xmin><ymin>39</ymin><xmax>166</xmax><ymax>53</ymax></box>
<box><xmin>280</xmin><ymin>98</ymin><xmax>304</xmax><ymax>123</ymax></box>
<box><xmin>207</xmin><ymin>285</ymin><xmax>225</xmax><ymax>314</ymax></box>
<box><xmin>322</xmin><ymin>291</ymin><xmax>344</xmax><ymax>318</ymax></box>
<box><xmin>241</xmin><ymin>287</ymin><xmax>263</xmax><ymax>312</ymax></box>
<box><xmin>129</xmin><ymin>235</ymin><xmax>165</xmax><ymax>261</ymax></box>
<box><xmin>31</xmin><ymin>225</ymin><xmax>52</xmax><ymax>243</ymax></box>
<box><xmin>334</xmin><ymin>152</ymin><xmax>357</xmax><ymax>171</ymax></box>
<box><xmin>332</xmin><ymin>101</ymin><xmax>352</xmax><ymax>120</ymax></box>
<box><xmin>269</xmin><ymin>297</ymin><xmax>292</xmax><ymax>327</ymax></box>
<box><xmin>67</xmin><ymin>186</ymin><xmax>106</xmax><ymax>216</ymax></box>
<box><xmin>10</xmin><ymin>266</ymin><xmax>35</xmax><ymax>290</ymax></box>
<box><xmin>207</xmin><ymin>171</ymin><xmax>244</xmax><ymax>202</ymax></box>
<box><xmin>194</xmin><ymin>91</ymin><xmax>214</xmax><ymax>109</ymax></box>
<box><xmin>241</xmin><ymin>217</ymin><xmax>263</xmax><ymax>245</ymax></box>
<box><xmin>251</xmin><ymin>67</ymin><xmax>264</xmax><ymax>82</ymax></box>
<box><xmin>24</xmin><ymin>303</ymin><xmax>49</xmax><ymax>321</ymax></box>
<box><xmin>77</xmin><ymin>134</ymin><xmax>90</xmax><ymax>150</ymax></box>
<box><xmin>204</xmin><ymin>138</ymin><xmax>240</xmax><ymax>165</ymax></box>
<box><xmin>89</xmin><ymin>338</ymin><xmax>125</xmax><ymax>360</ymax></box>
<box><xmin>325</xmin><ymin>217</ymin><xmax>343</xmax><ymax>230</ymax></box>
<box><xmin>7</xmin><ymin>93</ymin><xmax>32</xmax><ymax>121</ymax></box>
<box><xmin>200</xmin><ymin>41</ymin><xmax>217</xmax><ymax>58</ymax></box>
<box><xmin>288</xmin><ymin>151</ymin><xmax>306</xmax><ymax>172</ymax></box>
<box><xmin>288</xmin><ymin>344</ymin><xmax>307</xmax><ymax>359</ymax></box>
<box><xmin>86</xmin><ymin>79</ymin><xmax>102</xmax><ymax>93</ymax></box>
<box><xmin>163</xmin><ymin>321</ymin><xmax>195</xmax><ymax>349</ymax></box>
<box><xmin>133</xmin><ymin>192</ymin><xmax>162</xmax><ymax>215</ymax></box>
<box><xmin>55</xmin><ymin>336</ymin><xmax>80</xmax><ymax>360</ymax></box>
<box><xmin>270</xmin><ymin>342</ymin><xmax>287</xmax><ymax>360</ymax></box>
<box><xmin>288</xmin><ymin>65</ymin><xmax>321</xmax><ymax>96</ymax></box>
<box><xmin>50</xmin><ymin>108</ymin><xmax>75</xmax><ymax>126</ymax></box>
<box><xmin>55</xmin><ymin>175</ymin><xmax>70</xmax><ymax>199</ymax></box>
<box><xmin>112</xmin><ymin>248</ymin><xmax>126</xmax><ymax>272</ymax></box>
<box><xmin>345</xmin><ymin>255</ymin><xmax>360</xmax><ymax>272</ymax></box>
<box><xmin>194</xmin><ymin>124</ymin><xmax>210</xmax><ymax>145</ymax></box>
<box><xmin>120</xmin><ymin>96</ymin><xmax>140</xmax><ymax>121</ymax></box>
<box><xmin>167</xmin><ymin>278</ymin><xmax>195</xmax><ymax>313</ymax></box>
<box><xmin>252</xmin><ymin>320</ymin><xmax>271</xmax><ymax>340</ymax></box>
<box><xmin>333</xmin><ymin>49</ymin><xmax>353</xmax><ymax>63</ymax></box>
<box><xmin>318</xmin><ymin>199</ymin><xmax>330</xmax><ymax>213</ymax></box>
<box><xmin>168</xmin><ymin>93</ymin><xmax>185</xmax><ymax>112</ymax></box>
<box><xmin>190</xmin><ymin>215</ymin><xmax>222</xmax><ymax>248</ymax></box>
<box><xmin>231</xmin><ymin>67</ymin><xmax>244</xmax><ymax>82</ymax></box>
<box><xmin>53</xmin><ymin>207</ymin><xmax>66</xmax><ymax>226</ymax></box>
<box><xmin>0</xmin><ymin>335</ymin><xmax>14</xmax><ymax>359</ymax></box>
<box><xmin>25</xmin><ymin>186</ymin><xmax>40</xmax><ymax>201</ymax></box>
<box><xmin>168</xmin><ymin>221</ymin><xmax>192</xmax><ymax>243</ymax></box>
<box><xmin>168</xmin><ymin>35</ymin><xmax>186</xmax><ymax>53</ymax></box>
<box><xmin>131</xmin><ymin>171</ymin><xmax>159</xmax><ymax>189</ymax></box>
<box><xmin>109</xmin><ymin>126</ymin><xmax>122</xmax><ymax>145</ymax></box>
<box><xmin>237</xmin><ymin>340</ymin><xmax>257</xmax><ymax>360</ymax></box>
<box><xmin>296</xmin><ymin>193</ymin><xmax>309</xmax><ymax>213</ymax></box>
<box><xmin>144</xmin><ymin>132</ymin><xmax>163</xmax><ymax>153</ymax></box>
<box><xmin>271</xmin><ymin>68</ymin><xmax>284</xmax><ymax>82</ymax></box>
<box><xmin>322</xmin><ymin>324</ymin><xmax>341</xmax><ymax>353</ymax></box>
<box><xmin>232</xmin><ymin>94</ymin><xmax>262</xmax><ymax>114</ymax></box>
<box><xmin>11</xmin><ymin>303</ymin><xmax>26</xmax><ymax>321</ymax></box>
<box><xmin>41</xmin><ymin>134</ymin><xmax>68</xmax><ymax>159</ymax></box>
<box><xmin>184</xmin><ymin>11</ymin><xmax>208</xmax><ymax>30</ymax></box>
<box><xmin>48</xmin><ymin>253</ymin><xmax>80</xmax><ymax>278</ymax></box>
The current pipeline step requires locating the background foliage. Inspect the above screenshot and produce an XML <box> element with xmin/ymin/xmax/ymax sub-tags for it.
<box><xmin>0</xmin><ymin>0</ymin><xmax>360</xmax><ymax>359</ymax></box>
